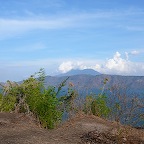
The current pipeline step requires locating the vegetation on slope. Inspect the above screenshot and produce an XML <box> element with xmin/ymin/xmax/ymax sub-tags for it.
<box><xmin>0</xmin><ymin>69</ymin><xmax>143</xmax><ymax>129</ymax></box>
<box><xmin>0</xmin><ymin>69</ymin><xmax>63</xmax><ymax>129</ymax></box>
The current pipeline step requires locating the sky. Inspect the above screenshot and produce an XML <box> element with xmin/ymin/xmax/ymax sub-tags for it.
<box><xmin>0</xmin><ymin>0</ymin><xmax>144</xmax><ymax>82</ymax></box>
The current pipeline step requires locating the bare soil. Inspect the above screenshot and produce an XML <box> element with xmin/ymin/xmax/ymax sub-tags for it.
<box><xmin>0</xmin><ymin>112</ymin><xmax>144</xmax><ymax>144</ymax></box>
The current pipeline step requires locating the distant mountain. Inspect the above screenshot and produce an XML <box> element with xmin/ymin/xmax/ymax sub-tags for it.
<box><xmin>56</xmin><ymin>69</ymin><xmax>101</xmax><ymax>77</ymax></box>
<box><xmin>1</xmin><ymin>73</ymin><xmax>144</xmax><ymax>96</ymax></box>
<box><xmin>44</xmin><ymin>74</ymin><xmax>144</xmax><ymax>94</ymax></box>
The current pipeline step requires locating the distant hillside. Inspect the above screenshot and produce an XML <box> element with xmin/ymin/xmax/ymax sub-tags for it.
<box><xmin>45</xmin><ymin>74</ymin><xmax>144</xmax><ymax>128</ymax></box>
<box><xmin>1</xmin><ymin>74</ymin><xmax>144</xmax><ymax>94</ymax></box>
<box><xmin>45</xmin><ymin>74</ymin><xmax>144</xmax><ymax>95</ymax></box>
<box><xmin>56</xmin><ymin>69</ymin><xmax>101</xmax><ymax>77</ymax></box>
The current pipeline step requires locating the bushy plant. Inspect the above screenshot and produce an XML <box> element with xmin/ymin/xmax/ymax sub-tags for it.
<box><xmin>26</xmin><ymin>85</ymin><xmax>62</xmax><ymax>129</ymax></box>
<box><xmin>84</xmin><ymin>94</ymin><xmax>110</xmax><ymax>118</ymax></box>
<box><xmin>91</xmin><ymin>94</ymin><xmax>110</xmax><ymax>117</ymax></box>
<box><xmin>0</xmin><ymin>93</ymin><xmax>2</xmax><ymax>105</ymax></box>
<box><xmin>84</xmin><ymin>78</ymin><xmax>110</xmax><ymax>118</ymax></box>
<box><xmin>83</xmin><ymin>95</ymin><xmax>93</xmax><ymax>114</ymax></box>
<box><xmin>22</xmin><ymin>69</ymin><xmax>63</xmax><ymax>129</ymax></box>
<box><xmin>0</xmin><ymin>81</ymin><xmax>18</xmax><ymax>112</ymax></box>
<box><xmin>0</xmin><ymin>94</ymin><xmax>16</xmax><ymax>112</ymax></box>
<box><xmin>0</xmin><ymin>69</ymin><xmax>64</xmax><ymax>129</ymax></box>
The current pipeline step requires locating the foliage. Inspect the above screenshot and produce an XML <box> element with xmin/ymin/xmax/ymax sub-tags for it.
<box><xmin>84</xmin><ymin>94</ymin><xmax>110</xmax><ymax>118</ymax></box>
<box><xmin>91</xmin><ymin>94</ymin><xmax>110</xmax><ymax>117</ymax></box>
<box><xmin>0</xmin><ymin>94</ymin><xmax>16</xmax><ymax>112</ymax></box>
<box><xmin>0</xmin><ymin>81</ymin><xmax>18</xmax><ymax>112</ymax></box>
<box><xmin>0</xmin><ymin>93</ymin><xmax>2</xmax><ymax>105</ymax></box>
<box><xmin>83</xmin><ymin>79</ymin><xmax>144</xmax><ymax>128</ymax></box>
<box><xmin>26</xmin><ymin>85</ymin><xmax>62</xmax><ymax>129</ymax></box>
<box><xmin>84</xmin><ymin>78</ymin><xmax>110</xmax><ymax>118</ymax></box>
<box><xmin>0</xmin><ymin>69</ymin><xmax>64</xmax><ymax>129</ymax></box>
<box><xmin>0</xmin><ymin>71</ymin><xmax>143</xmax><ymax>128</ymax></box>
<box><xmin>23</xmin><ymin>70</ymin><xmax>64</xmax><ymax>129</ymax></box>
<box><xmin>83</xmin><ymin>95</ymin><xmax>93</xmax><ymax>114</ymax></box>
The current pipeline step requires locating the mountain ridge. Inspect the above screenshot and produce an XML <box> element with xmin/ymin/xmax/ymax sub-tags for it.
<box><xmin>56</xmin><ymin>69</ymin><xmax>101</xmax><ymax>77</ymax></box>
<box><xmin>44</xmin><ymin>74</ymin><xmax>144</xmax><ymax>92</ymax></box>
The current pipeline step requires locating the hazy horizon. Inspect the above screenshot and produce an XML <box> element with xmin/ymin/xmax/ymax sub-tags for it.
<box><xmin>1</xmin><ymin>0</ymin><xmax>144</xmax><ymax>82</ymax></box>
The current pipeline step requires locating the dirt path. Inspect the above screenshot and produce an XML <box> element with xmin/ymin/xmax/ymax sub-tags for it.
<box><xmin>0</xmin><ymin>113</ymin><xmax>144</xmax><ymax>144</ymax></box>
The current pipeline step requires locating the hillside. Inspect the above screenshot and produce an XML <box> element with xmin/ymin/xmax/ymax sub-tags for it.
<box><xmin>44</xmin><ymin>74</ymin><xmax>144</xmax><ymax>129</ymax></box>
<box><xmin>45</xmin><ymin>74</ymin><xmax>144</xmax><ymax>92</ymax></box>
<box><xmin>0</xmin><ymin>73</ymin><xmax>144</xmax><ymax>130</ymax></box>
<box><xmin>1</xmin><ymin>72</ymin><xmax>144</xmax><ymax>92</ymax></box>
<box><xmin>0</xmin><ymin>112</ymin><xmax>144</xmax><ymax>144</ymax></box>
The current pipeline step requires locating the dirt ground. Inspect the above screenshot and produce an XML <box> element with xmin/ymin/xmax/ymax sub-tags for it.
<box><xmin>0</xmin><ymin>112</ymin><xmax>144</xmax><ymax>144</ymax></box>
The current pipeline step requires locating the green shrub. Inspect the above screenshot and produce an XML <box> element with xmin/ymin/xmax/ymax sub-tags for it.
<box><xmin>91</xmin><ymin>94</ymin><xmax>110</xmax><ymax>117</ymax></box>
<box><xmin>26</xmin><ymin>86</ymin><xmax>62</xmax><ymax>129</ymax></box>
<box><xmin>83</xmin><ymin>95</ymin><xmax>93</xmax><ymax>114</ymax></box>
<box><xmin>0</xmin><ymin>94</ymin><xmax>16</xmax><ymax>112</ymax></box>
<box><xmin>84</xmin><ymin>78</ymin><xmax>110</xmax><ymax>118</ymax></box>
<box><xmin>84</xmin><ymin>93</ymin><xmax>110</xmax><ymax>118</ymax></box>
<box><xmin>0</xmin><ymin>69</ymin><xmax>64</xmax><ymax>129</ymax></box>
<box><xmin>21</xmin><ymin>71</ymin><xmax>63</xmax><ymax>129</ymax></box>
<box><xmin>0</xmin><ymin>93</ymin><xmax>3</xmax><ymax>109</ymax></box>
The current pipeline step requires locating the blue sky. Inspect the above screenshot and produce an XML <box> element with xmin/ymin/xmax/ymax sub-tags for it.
<box><xmin>0</xmin><ymin>0</ymin><xmax>144</xmax><ymax>82</ymax></box>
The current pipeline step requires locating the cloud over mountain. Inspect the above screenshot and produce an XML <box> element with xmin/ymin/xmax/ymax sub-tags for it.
<box><xmin>58</xmin><ymin>52</ymin><xmax>144</xmax><ymax>76</ymax></box>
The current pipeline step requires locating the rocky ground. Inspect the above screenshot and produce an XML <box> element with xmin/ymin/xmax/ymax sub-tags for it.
<box><xmin>0</xmin><ymin>112</ymin><xmax>144</xmax><ymax>144</ymax></box>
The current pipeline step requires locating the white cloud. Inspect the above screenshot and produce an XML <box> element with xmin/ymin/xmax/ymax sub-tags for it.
<box><xmin>130</xmin><ymin>50</ymin><xmax>140</xmax><ymax>55</ymax></box>
<box><xmin>96</xmin><ymin>52</ymin><xmax>144</xmax><ymax>75</ymax></box>
<box><xmin>104</xmin><ymin>52</ymin><xmax>129</xmax><ymax>73</ymax></box>
<box><xmin>0</xmin><ymin>18</ymin><xmax>70</xmax><ymax>37</ymax></box>
<box><xmin>58</xmin><ymin>61</ymin><xmax>84</xmax><ymax>73</ymax></box>
<box><xmin>58</xmin><ymin>61</ymin><xmax>73</xmax><ymax>73</ymax></box>
<box><xmin>58</xmin><ymin>52</ymin><xmax>144</xmax><ymax>76</ymax></box>
<box><xmin>1</xmin><ymin>8</ymin><xmax>143</xmax><ymax>39</ymax></box>
<box><xmin>1</xmin><ymin>51</ymin><xmax>144</xmax><ymax>82</ymax></box>
<box><xmin>125</xmin><ymin>52</ymin><xmax>129</xmax><ymax>60</ymax></box>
